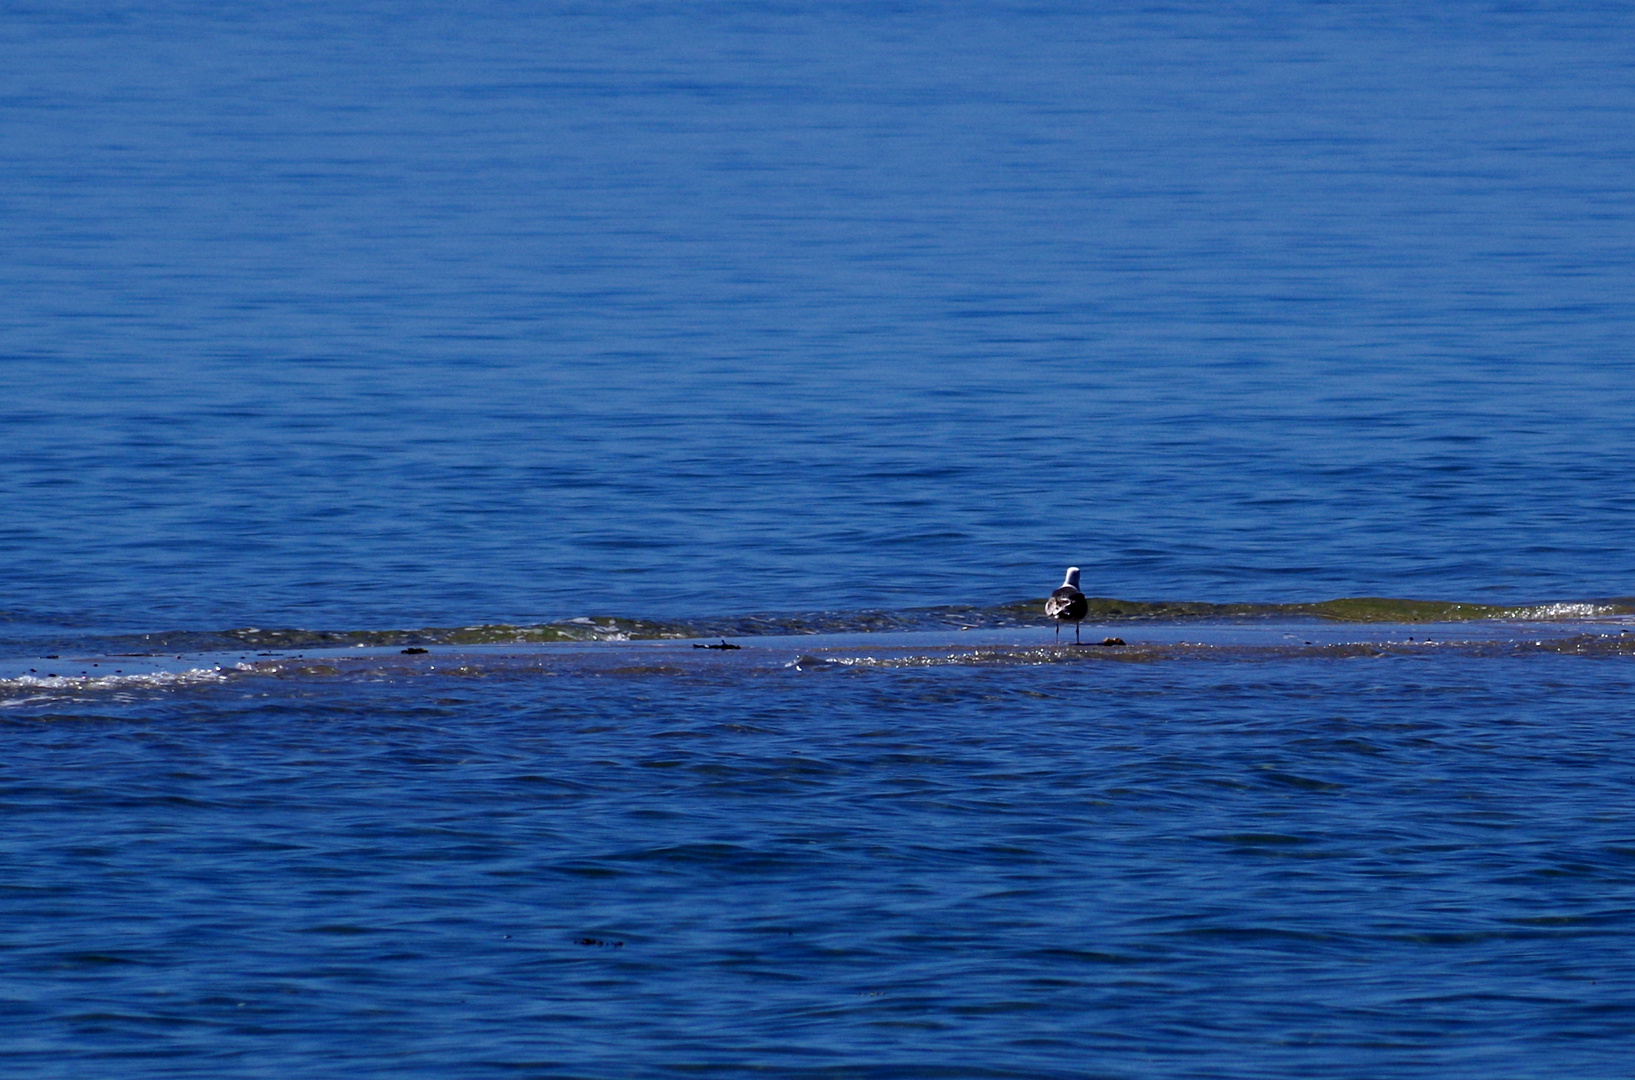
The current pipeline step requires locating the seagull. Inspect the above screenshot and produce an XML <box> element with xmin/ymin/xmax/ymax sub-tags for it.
<box><xmin>1046</xmin><ymin>566</ymin><xmax>1089</xmax><ymax>644</ymax></box>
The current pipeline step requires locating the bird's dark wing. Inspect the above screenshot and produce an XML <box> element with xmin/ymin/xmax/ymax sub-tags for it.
<box><xmin>1046</xmin><ymin>586</ymin><xmax>1087</xmax><ymax>621</ymax></box>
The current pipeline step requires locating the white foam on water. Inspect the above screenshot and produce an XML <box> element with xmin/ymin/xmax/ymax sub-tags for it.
<box><xmin>0</xmin><ymin>665</ymin><xmax>242</xmax><ymax>704</ymax></box>
<box><xmin>1507</xmin><ymin>602</ymin><xmax>1617</xmax><ymax>620</ymax></box>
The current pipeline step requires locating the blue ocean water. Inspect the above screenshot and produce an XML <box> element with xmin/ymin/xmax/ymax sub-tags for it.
<box><xmin>5</xmin><ymin>0</ymin><xmax>1635</xmax><ymax>631</ymax></box>
<box><xmin>4</xmin><ymin>2</ymin><xmax>1635</xmax><ymax>1076</ymax></box>
<box><xmin>5</xmin><ymin>630</ymin><xmax>1635</xmax><ymax>1079</ymax></box>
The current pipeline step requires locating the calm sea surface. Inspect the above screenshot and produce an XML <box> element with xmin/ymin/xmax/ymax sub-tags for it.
<box><xmin>3</xmin><ymin>2</ymin><xmax>1634</xmax><ymax>1076</ymax></box>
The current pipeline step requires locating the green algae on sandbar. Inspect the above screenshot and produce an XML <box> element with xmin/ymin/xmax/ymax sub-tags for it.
<box><xmin>124</xmin><ymin>618</ymin><xmax>695</xmax><ymax>652</ymax></box>
<box><xmin>1286</xmin><ymin>597</ymin><xmax>1512</xmax><ymax>622</ymax></box>
<box><xmin>1053</xmin><ymin>596</ymin><xmax>1630</xmax><ymax>623</ymax></box>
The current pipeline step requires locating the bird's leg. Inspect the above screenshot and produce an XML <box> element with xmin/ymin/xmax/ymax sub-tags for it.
<box><xmin>1075</xmin><ymin>622</ymin><xmax>1081</xmax><ymax>645</ymax></box>
<box><xmin>1055</xmin><ymin>623</ymin><xmax>1060</xmax><ymax>642</ymax></box>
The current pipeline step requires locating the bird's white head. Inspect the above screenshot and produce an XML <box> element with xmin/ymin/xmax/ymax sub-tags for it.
<box><xmin>1063</xmin><ymin>566</ymin><xmax>1081</xmax><ymax>589</ymax></box>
